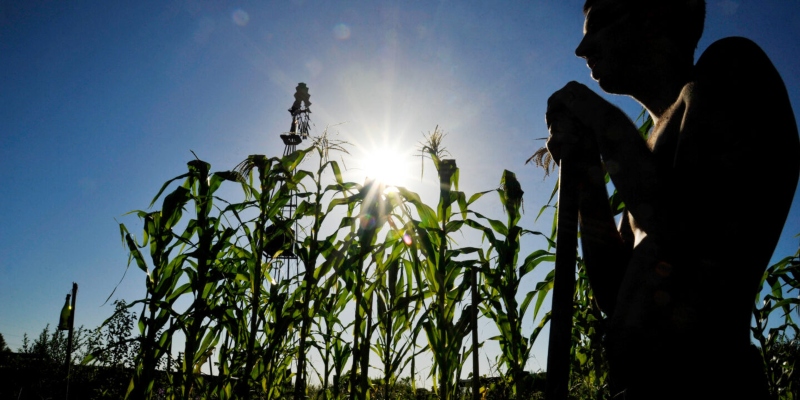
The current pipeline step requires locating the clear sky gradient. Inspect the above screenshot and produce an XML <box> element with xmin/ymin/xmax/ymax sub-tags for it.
<box><xmin>2</xmin><ymin>0</ymin><xmax>799</xmax><ymax>378</ymax></box>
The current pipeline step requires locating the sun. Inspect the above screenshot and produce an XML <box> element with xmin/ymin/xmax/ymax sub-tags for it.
<box><xmin>360</xmin><ymin>146</ymin><xmax>412</xmax><ymax>188</ymax></box>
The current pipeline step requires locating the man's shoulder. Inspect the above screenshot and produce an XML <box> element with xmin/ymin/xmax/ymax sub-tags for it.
<box><xmin>683</xmin><ymin>36</ymin><xmax>798</xmax><ymax>158</ymax></box>
<box><xmin>694</xmin><ymin>36</ymin><xmax>783</xmax><ymax>92</ymax></box>
<box><xmin>685</xmin><ymin>36</ymin><xmax>794</xmax><ymax>115</ymax></box>
<box><xmin>697</xmin><ymin>36</ymin><xmax>767</xmax><ymax>64</ymax></box>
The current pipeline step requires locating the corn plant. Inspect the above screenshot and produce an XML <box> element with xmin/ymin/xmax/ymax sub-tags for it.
<box><xmin>567</xmin><ymin>257</ymin><xmax>609</xmax><ymax>399</ymax></box>
<box><xmin>311</xmin><ymin>277</ymin><xmax>352</xmax><ymax>400</ymax></box>
<box><xmin>119</xmin><ymin>161</ymin><xmax>198</xmax><ymax>400</ymax></box>
<box><xmin>172</xmin><ymin>160</ymin><xmax>242</xmax><ymax>400</ymax></box>
<box><xmin>118</xmin><ymin>146</ymin><xmax>309</xmax><ymax>399</ymax></box>
<box><xmin>359</xmin><ymin>190</ymin><xmax>430</xmax><ymax>400</ymax></box>
<box><xmin>229</xmin><ymin>152</ymin><xmax>293</xmax><ymax>398</ymax></box>
<box><xmin>372</xmin><ymin>241</ymin><xmax>425</xmax><ymax>400</ymax></box>
<box><xmin>291</xmin><ymin>133</ymin><xmax>357</xmax><ymax>399</ymax></box>
<box><xmin>465</xmin><ymin>170</ymin><xmax>555</xmax><ymax>398</ymax></box>
<box><xmin>401</xmin><ymin>136</ymin><xmax>476</xmax><ymax>400</ymax></box>
<box><xmin>341</xmin><ymin>179</ymin><xmax>386</xmax><ymax>400</ymax></box>
<box><xmin>227</xmin><ymin>134</ymin><xmax>365</xmax><ymax>400</ymax></box>
<box><xmin>753</xmin><ymin>242</ymin><xmax>800</xmax><ymax>399</ymax></box>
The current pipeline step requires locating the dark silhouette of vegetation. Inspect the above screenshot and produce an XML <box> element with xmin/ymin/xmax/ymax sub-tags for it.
<box><xmin>0</xmin><ymin>333</ymin><xmax>9</xmax><ymax>353</ymax></box>
<box><xmin>753</xmin><ymin>242</ymin><xmax>800</xmax><ymax>400</ymax></box>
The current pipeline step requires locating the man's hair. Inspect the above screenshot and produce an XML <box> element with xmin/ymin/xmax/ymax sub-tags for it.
<box><xmin>583</xmin><ymin>0</ymin><xmax>706</xmax><ymax>50</ymax></box>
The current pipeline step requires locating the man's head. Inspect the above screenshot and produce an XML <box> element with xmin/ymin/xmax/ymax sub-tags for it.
<box><xmin>583</xmin><ymin>0</ymin><xmax>705</xmax><ymax>50</ymax></box>
<box><xmin>575</xmin><ymin>0</ymin><xmax>706</xmax><ymax>96</ymax></box>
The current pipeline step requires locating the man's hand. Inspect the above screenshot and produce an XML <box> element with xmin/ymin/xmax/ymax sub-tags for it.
<box><xmin>545</xmin><ymin>81</ymin><xmax>615</xmax><ymax>164</ymax></box>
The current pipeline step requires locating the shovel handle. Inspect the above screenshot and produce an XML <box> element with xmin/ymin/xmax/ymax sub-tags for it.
<box><xmin>545</xmin><ymin>159</ymin><xmax>580</xmax><ymax>400</ymax></box>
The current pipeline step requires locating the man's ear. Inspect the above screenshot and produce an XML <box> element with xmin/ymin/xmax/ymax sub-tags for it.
<box><xmin>641</xmin><ymin>10</ymin><xmax>664</xmax><ymax>41</ymax></box>
<box><xmin>686</xmin><ymin>0</ymin><xmax>702</xmax><ymax>9</ymax></box>
<box><xmin>642</xmin><ymin>3</ymin><xmax>680</xmax><ymax>41</ymax></box>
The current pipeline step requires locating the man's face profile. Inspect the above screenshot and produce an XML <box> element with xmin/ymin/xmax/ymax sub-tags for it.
<box><xmin>575</xmin><ymin>0</ymin><xmax>651</xmax><ymax>95</ymax></box>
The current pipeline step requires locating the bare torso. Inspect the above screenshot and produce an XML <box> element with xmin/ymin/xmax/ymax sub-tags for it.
<box><xmin>602</xmin><ymin>37</ymin><xmax>799</xmax><ymax>399</ymax></box>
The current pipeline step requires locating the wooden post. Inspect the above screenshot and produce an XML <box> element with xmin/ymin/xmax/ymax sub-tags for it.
<box><xmin>65</xmin><ymin>282</ymin><xmax>78</xmax><ymax>400</ymax></box>
<box><xmin>471</xmin><ymin>265</ymin><xmax>480</xmax><ymax>400</ymax></box>
<box><xmin>545</xmin><ymin>161</ymin><xmax>579</xmax><ymax>400</ymax></box>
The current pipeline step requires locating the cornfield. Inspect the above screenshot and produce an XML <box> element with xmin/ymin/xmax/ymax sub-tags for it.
<box><xmin>91</xmin><ymin>120</ymin><xmax>800</xmax><ymax>400</ymax></box>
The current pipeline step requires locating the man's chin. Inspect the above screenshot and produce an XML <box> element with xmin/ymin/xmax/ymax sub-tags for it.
<box><xmin>594</xmin><ymin>74</ymin><xmax>626</xmax><ymax>95</ymax></box>
<box><xmin>589</xmin><ymin>68</ymin><xmax>601</xmax><ymax>82</ymax></box>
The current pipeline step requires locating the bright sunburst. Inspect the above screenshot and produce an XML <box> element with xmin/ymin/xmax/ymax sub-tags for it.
<box><xmin>359</xmin><ymin>146</ymin><xmax>412</xmax><ymax>188</ymax></box>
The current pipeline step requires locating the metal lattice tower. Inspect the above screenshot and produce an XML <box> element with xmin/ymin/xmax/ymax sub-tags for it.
<box><xmin>270</xmin><ymin>83</ymin><xmax>311</xmax><ymax>282</ymax></box>
<box><xmin>281</xmin><ymin>82</ymin><xmax>311</xmax><ymax>155</ymax></box>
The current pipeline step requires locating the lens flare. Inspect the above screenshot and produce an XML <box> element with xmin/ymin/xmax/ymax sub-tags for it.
<box><xmin>333</xmin><ymin>23</ymin><xmax>351</xmax><ymax>40</ymax></box>
<box><xmin>360</xmin><ymin>213</ymin><xmax>377</xmax><ymax>230</ymax></box>
<box><xmin>232</xmin><ymin>9</ymin><xmax>249</xmax><ymax>26</ymax></box>
<box><xmin>403</xmin><ymin>231</ymin><xmax>413</xmax><ymax>246</ymax></box>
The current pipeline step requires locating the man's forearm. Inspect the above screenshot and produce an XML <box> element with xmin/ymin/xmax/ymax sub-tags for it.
<box><xmin>594</xmin><ymin>110</ymin><xmax>660</xmax><ymax>235</ymax></box>
<box><xmin>577</xmin><ymin>160</ymin><xmax>630</xmax><ymax>315</ymax></box>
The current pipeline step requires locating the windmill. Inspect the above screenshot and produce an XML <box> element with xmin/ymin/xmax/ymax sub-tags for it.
<box><xmin>268</xmin><ymin>83</ymin><xmax>312</xmax><ymax>282</ymax></box>
<box><xmin>281</xmin><ymin>82</ymin><xmax>311</xmax><ymax>155</ymax></box>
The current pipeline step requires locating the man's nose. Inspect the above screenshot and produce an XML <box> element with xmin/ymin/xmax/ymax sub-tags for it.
<box><xmin>575</xmin><ymin>36</ymin><xmax>590</xmax><ymax>59</ymax></box>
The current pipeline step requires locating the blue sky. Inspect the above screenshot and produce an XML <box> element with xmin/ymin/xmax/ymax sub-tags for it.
<box><xmin>2</xmin><ymin>0</ymin><xmax>799</xmax><ymax>380</ymax></box>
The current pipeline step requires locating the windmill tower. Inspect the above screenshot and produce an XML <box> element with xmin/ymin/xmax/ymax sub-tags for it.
<box><xmin>268</xmin><ymin>83</ymin><xmax>311</xmax><ymax>282</ymax></box>
<box><xmin>281</xmin><ymin>82</ymin><xmax>311</xmax><ymax>155</ymax></box>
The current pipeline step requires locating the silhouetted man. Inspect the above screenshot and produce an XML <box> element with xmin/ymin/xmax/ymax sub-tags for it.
<box><xmin>545</xmin><ymin>0</ymin><xmax>799</xmax><ymax>398</ymax></box>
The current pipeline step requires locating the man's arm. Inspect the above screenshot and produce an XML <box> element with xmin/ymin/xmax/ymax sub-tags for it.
<box><xmin>575</xmin><ymin>157</ymin><xmax>632</xmax><ymax>315</ymax></box>
<box><xmin>547</xmin><ymin>82</ymin><xmax>663</xmax><ymax>229</ymax></box>
<box><xmin>546</xmin><ymin>85</ymin><xmax>646</xmax><ymax>314</ymax></box>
